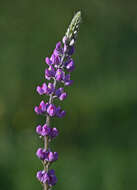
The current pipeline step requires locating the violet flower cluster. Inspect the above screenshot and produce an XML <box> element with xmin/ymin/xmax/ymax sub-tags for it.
<box><xmin>34</xmin><ymin>11</ymin><xmax>81</xmax><ymax>190</ymax></box>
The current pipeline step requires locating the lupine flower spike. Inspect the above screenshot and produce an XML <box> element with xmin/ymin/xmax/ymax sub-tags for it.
<box><xmin>34</xmin><ymin>11</ymin><xmax>81</xmax><ymax>190</ymax></box>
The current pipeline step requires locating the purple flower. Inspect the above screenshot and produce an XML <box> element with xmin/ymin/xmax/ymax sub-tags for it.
<box><xmin>56</xmin><ymin>41</ymin><xmax>62</xmax><ymax>50</ymax></box>
<box><xmin>36</xmin><ymin>148</ymin><xmax>58</xmax><ymax>163</ymax></box>
<box><xmin>48</xmin><ymin>152</ymin><xmax>58</xmax><ymax>162</ymax></box>
<box><xmin>55</xmin><ymin>88</ymin><xmax>67</xmax><ymax>101</ymax></box>
<box><xmin>36</xmin><ymin>82</ymin><xmax>55</xmax><ymax>96</ymax></box>
<box><xmin>47</xmin><ymin>170</ymin><xmax>57</xmax><ymax>186</ymax></box>
<box><xmin>43</xmin><ymin>173</ymin><xmax>49</xmax><ymax>183</ymax></box>
<box><xmin>40</xmin><ymin>101</ymin><xmax>47</xmax><ymax>112</ymax></box>
<box><xmin>36</xmin><ymin>171</ymin><xmax>43</xmax><ymax>181</ymax></box>
<box><xmin>47</xmin><ymin>83</ymin><xmax>55</xmax><ymax>94</ymax></box>
<box><xmin>64</xmin><ymin>74</ymin><xmax>73</xmax><ymax>86</ymax></box>
<box><xmin>59</xmin><ymin>92</ymin><xmax>67</xmax><ymax>101</ymax></box>
<box><xmin>47</xmin><ymin>104</ymin><xmax>56</xmax><ymax>117</ymax></box>
<box><xmin>36</xmin><ymin>125</ymin><xmax>42</xmax><ymax>135</ymax></box>
<box><xmin>34</xmin><ymin>101</ymin><xmax>49</xmax><ymax>115</ymax></box>
<box><xmin>53</xmin><ymin>42</ymin><xmax>63</xmax><ymax>56</ymax></box>
<box><xmin>50</xmin><ymin>128</ymin><xmax>59</xmax><ymax>139</ymax></box>
<box><xmin>45</xmin><ymin>151</ymin><xmax>58</xmax><ymax>162</ymax></box>
<box><xmin>41</xmin><ymin>124</ymin><xmax>51</xmax><ymax>136</ymax></box>
<box><xmin>36</xmin><ymin>124</ymin><xmax>51</xmax><ymax>136</ymax></box>
<box><xmin>36</xmin><ymin>83</ymin><xmax>47</xmax><ymax>95</ymax></box>
<box><xmin>66</xmin><ymin>59</ymin><xmax>75</xmax><ymax>72</ymax></box>
<box><xmin>36</xmin><ymin>170</ymin><xmax>57</xmax><ymax>186</ymax></box>
<box><xmin>36</xmin><ymin>170</ymin><xmax>49</xmax><ymax>183</ymax></box>
<box><xmin>36</xmin><ymin>86</ymin><xmax>44</xmax><ymax>95</ymax></box>
<box><xmin>56</xmin><ymin>106</ymin><xmax>66</xmax><ymax>118</ymax></box>
<box><xmin>36</xmin><ymin>125</ymin><xmax>59</xmax><ymax>139</ymax></box>
<box><xmin>36</xmin><ymin>148</ymin><xmax>47</xmax><ymax>160</ymax></box>
<box><xmin>45</xmin><ymin>57</ymin><xmax>52</xmax><ymax>65</ymax></box>
<box><xmin>50</xmin><ymin>54</ymin><xmax>60</xmax><ymax>66</ymax></box>
<box><xmin>45</xmin><ymin>66</ymin><xmax>55</xmax><ymax>80</ymax></box>
<box><xmin>55</xmin><ymin>88</ymin><xmax>64</xmax><ymax>97</ymax></box>
<box><xmin>34</xmin><ymin>106</ymin><xmax>42</xmax><ymax>115</ymax></box>
<box><xmin>55</xmin><ymin>68</ymin><xmax>64</xmax><ymax>81</ymax></box>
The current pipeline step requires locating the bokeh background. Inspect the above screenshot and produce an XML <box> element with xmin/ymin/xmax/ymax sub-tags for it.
<box><xmin>0</xmin><ymin>0</ymin><xmax>137</xmax><ymax>189</ymax></box>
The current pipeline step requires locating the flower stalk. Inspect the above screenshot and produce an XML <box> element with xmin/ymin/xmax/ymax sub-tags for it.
<box><xmin>34</xmin><ymin>11</ymin><xmax>81</xmax><ymax>190</ymax></box>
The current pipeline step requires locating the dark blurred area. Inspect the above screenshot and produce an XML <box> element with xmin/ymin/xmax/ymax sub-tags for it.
<box><xmin>0</xmin><ymin>0</ymin><xmax>137</xmax><ymax>189</ymax></box>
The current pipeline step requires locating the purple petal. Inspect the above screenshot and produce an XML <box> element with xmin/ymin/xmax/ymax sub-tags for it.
<box><xmin>55</xmin><ymin>69</ymin><xmax>64</xmax><ymax>81</ymax></box>
<box><xmin>43</xmin><ymin>173</ymin><xmax>49</xmax><ymax>183</ymax></box>
<box><xmin>40</xmin><ymin>100</ymin><xmax>47</xmax><ymax>112</ymax></box>
<box><xmin>56</xmin><ymin>42</ymin><xmax>62</xmax><ymax>50</ymax></box>
<box><xmin>47</xmin><ymin>83</ymin><xmax>55</xmax><ymax>94</ymax></box>
<box><xmin>36</xmin><ymin>171</ymin><xmax>42</xmax><ymax>181</ymax></box>
<box><xmin>55</xmin><ymin>87</ymin><xmax>64</xmax><ymax>97</ymax></box>
<box><xmin>41</xmin><ymin>83</ymin><xmax>47</xmax><ymax>93</ymax></box>
<box><xmin>41</xmin><ymin>124</ymin><xmax>51</xmax><ymax>136</ymax></box>
<box><xmin>47</xmin><ymin>104</ymin><xmax>56</xmax><ymax>117</ymax></box>
<box><xmin>36</xmin><ymin>125</ymin><xmax>42</xmax><ymax>135</ymax></box>
<box><xmin>59</xmin><ymin>92</ymin><xmax>67</xmax><ymax>101</ymax></box>
<box><xmin>36</xmin><ymin>148</ymin><xmax>46</xmax><ymax>160</ymax></box>
<box><xmin>66</xmin><ymin>60</ymin><xmax>75</xmax><ymax>72</ymax></box>
<box><xmin>56</xmin><ymin>107</ymin><xmax>66</xmax><ymax>118</ymax></box>
<box><xmin>48</xmin><ymin>169</ymin><xmax>55</xmax><ymax>175</ymax></box>
<box><xmin>47</xmin><ymin>170</ymin><xmax>57</xmax><ymax>186</ymax></box>
<box><xmin>45</xmin><ymin>57</ymin><xmax>52</xmax><ymax>65</ymax></box>
<box><xmin>65</xmin><ymin>80</ymin><xmax>73</xmax><ymax>86</ymax></box>
<box><xmin>53</xmin><ymin>152</ymin><xmax>58</xmax><ymax>161</ymax></box>
<box><xmin>34</xmin><ymin>106</ymin><xmax>42</xmax><ymax>115</ymax></box>
<box><xmin>47</xmin><ymin>152</ymin><xmax>58</xmax><ymax>162</ymax></box>
<box><xmin>50</xmin><ymin>128</ymin><xmax>59</xmax><ymax>139</ymax></box>
<box><xmin>36</xmin><ymin>86</ymin><xmax>44</xmax><ymax>95</ymax></box>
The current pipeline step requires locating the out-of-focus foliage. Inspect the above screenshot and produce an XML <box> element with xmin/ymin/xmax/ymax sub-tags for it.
<box><xmin>0</xmin><ymin>0</ymin><xmax>137</xmax><ymax>189</ymax></box>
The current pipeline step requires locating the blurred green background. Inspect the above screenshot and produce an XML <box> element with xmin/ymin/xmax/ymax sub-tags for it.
<box><xmin>0</xmin><ymin>0</ymin><xmax>137</xmax><ymax>189</ymax></box>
